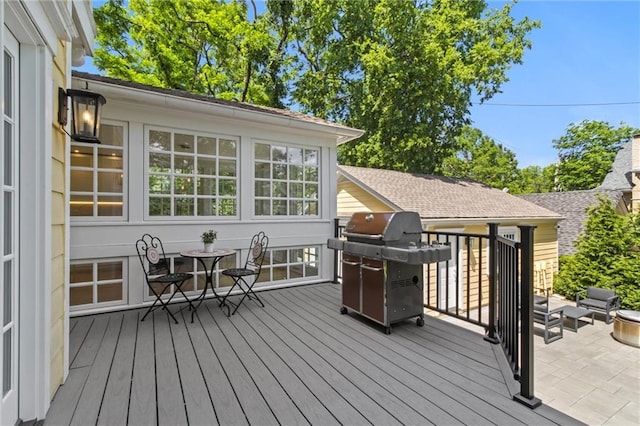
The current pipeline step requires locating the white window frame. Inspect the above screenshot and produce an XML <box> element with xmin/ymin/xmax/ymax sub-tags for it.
<box><xmin>70</xmin><ymin>120</ymin><xmax>128</xmax><ymax>222</ymax></box>
<box><xmin>69</xmin><ymin>258</ymin><xmax>128</xmax><ymax>311</ymax></box>
<box><xmin>253</xmin><ymin>140</ymin><xmax>320</xmax><ymax>218</ymax></box>
<box><xmin>259</xmin><ymin>245</ymin><xmax>321</xmax><ymax>283</ymax></box>
<box><xmin>144</xmin><ymin>125</ymin><xmax>239</xmax><ymax>220</ymax></box>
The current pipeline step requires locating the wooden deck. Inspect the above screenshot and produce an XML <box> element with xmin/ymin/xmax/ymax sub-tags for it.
<box><xmin>45</xmin><ymin>283</ymin><xmax>581</xmax><ymax>425</ymax></box>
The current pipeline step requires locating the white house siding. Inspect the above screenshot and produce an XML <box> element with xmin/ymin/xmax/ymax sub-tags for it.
<box><xmin>69</xmin><ymin>76</ymin><xmax>361</xmax><ymax>315</ymax></box>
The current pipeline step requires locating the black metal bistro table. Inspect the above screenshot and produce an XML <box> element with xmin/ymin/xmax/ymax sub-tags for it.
<box><xmin>180</xmin><ymin>248</ymin><xmax>235</xmax><ymax>320</ymax></box>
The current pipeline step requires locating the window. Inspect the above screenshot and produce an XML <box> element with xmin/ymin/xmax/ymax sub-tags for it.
<box><xmin>70</xmin><ymin>122</ymin><xmax>126</xmax><ymax>218</ymax></box>
<box><xmin>70</xmin><ymin>259</ymin><xmax>127</xmax><ymax>309</ymax></box>
<box><xmin>254</xmin><ymin>142</ymin><xmax>319</xmax><ymax>216</ymax></box>
<box><xmin>258</xmin><ymin>246</ymin><xmax>320</xmax><ymax>283</ymax></box>
<box><xmin>147</xmin><ymin>128</ymin><xmax>238</xmax><ymax>217</ymax></box>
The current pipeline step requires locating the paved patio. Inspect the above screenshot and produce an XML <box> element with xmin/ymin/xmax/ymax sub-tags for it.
<box><xmin>535</xmin><ymin>296</ymin><xmax>640</xmax><ymax>425</ymax></box>
<box><xmin>442</xmin><ymin>295</ymin><xmax>640</xmax><ymax>426</ymax></box>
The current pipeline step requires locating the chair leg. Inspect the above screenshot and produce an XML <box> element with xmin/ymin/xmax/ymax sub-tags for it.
<box><xmin>219</xmin><ymin>278</ymin><xmax>242</xmax><ymax>315</ymax></box>
<box><xmin>174</xmin><ymin>280</ymin><xmax>198</xmax><ymax>323</ymax></box>
<box><xmin>142</xmin><ymin>282</ymin><xmax>185</xmax><ymax>325</ymax></box>
<box><xmin>229</xmin><ymin>278</ymin><xmax>264</xmax><ymax>316</ymax></box>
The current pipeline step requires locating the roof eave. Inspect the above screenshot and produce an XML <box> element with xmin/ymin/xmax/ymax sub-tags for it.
<box><xmin>72</xmin><ymin>74</ymin><xmax>365</xmax><ymax>144</ymax></box>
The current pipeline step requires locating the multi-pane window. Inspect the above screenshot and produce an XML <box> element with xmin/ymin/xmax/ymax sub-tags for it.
<box><xmin>147</xmin><ymin>128</ymin><xmax>238</xmax><ymax>217</ymax></box>
<box><xmin>254</xmin><ymin>142</ymin><xmax>319</xmax><ymax>216</ymax></box>
<box><xmin>70</xmin><ymin>123</ymin><xmax>126</xmax><ymax>218</ymax></box>
<box><xmin>70</xmin><ymin>259</ymin><xmax>126</xmax><ymax>309</ymax></box>
<box><xmin>258</xmin><ymin>246</ymin><xmax>320</xmax><ymax>283</ymax></box>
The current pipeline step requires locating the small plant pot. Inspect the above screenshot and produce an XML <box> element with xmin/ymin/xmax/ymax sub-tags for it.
<box><xmin>203</xmin><ymin>243</ymin><xmax>214</xmax><ymax>253</ymax></box>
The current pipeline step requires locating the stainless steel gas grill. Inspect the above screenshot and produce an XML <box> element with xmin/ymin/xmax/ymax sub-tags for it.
<box><xmin>328</xmin><ymin>211</ymin><xmax>451</xmax><ymax>334</ymax></box>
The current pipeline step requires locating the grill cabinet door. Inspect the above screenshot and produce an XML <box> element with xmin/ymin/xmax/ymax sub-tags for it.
<box><xmin>362</xmin><ymin>258</ymin><xmax>385</xmax><ymax>324</ymax></box>
<box><xmin>342</xmin><ymin>254</ymin><xmax>361</xmax><ymax>311</ymax></box>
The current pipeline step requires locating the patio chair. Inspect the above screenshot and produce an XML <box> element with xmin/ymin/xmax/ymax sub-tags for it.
<box><xmin>220</xmin><ymin>231</ymin><xmax>269</xmax><ymax>316</ymax></box>
<box><xmin>136</xmin><ymin>233</ymin><xmax>195</xmax><ymax>324</ymax></box>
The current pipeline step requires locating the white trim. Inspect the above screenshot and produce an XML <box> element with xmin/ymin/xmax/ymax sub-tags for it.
<box><xmin>14</xmin><ymin>35</ymin><xmax>51</xmax><ymax>421</ymax></box>
<box><xmin>71</xmin><ymin>0</ymin><xmax>96</xmax><ymax>55</ymax></box>
<box><xmin>41</xmin><ymin>0</ymin><xmax>78</xmax><ymax>42</ymax></box>
<box><xmin>72</xmin><ymin>76</ymin><xmax>365</xmax><ymax>145</ymax></box>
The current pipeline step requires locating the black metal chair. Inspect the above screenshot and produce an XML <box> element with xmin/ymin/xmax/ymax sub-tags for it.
<box><xmin>220</xmin><ymin>231</ymin><xmax>269</xmax><ymax>316</ymax></box>
<box><xmin>136</xmin><ymin>234</ymin><xmax>195</xmax><ymax>324</ymax></box>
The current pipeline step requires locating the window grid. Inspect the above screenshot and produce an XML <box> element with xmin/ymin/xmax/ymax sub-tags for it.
<box><xmin>147</xmin><ymin>128</ymin><xmax>238</xmax><ymax>218</ymax></box>
<box><xmin>70</xmin><ymin>259</ymin><xmax>127</xmax><ymax>310</ymax></box>
<box><xmin>70</xmin><ymin>122</ymin><xmax>126</xmax><ymax>219</ymax></box>
<box><xmin>254</xmin><ymin>142</ymin><xmax>319</xmax><ymax>217</ymax></box>
<box><xmin>258</xmin><ymin>246</ymin><xmax>320</xmax><ymax>283</ymax></box>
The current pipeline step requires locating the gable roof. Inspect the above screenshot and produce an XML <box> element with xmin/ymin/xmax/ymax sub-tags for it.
<box><xmin>519</xmin><ymin>189</ymin><xmax>624</xmax><ymax>256</ymax></box>
<box><xmin>338</xmin><ymin>165</ymin><xmax>562</xmax><ymax>221</ymax></box>
<box><xmin>599</xmin><ymin>140</ymin><xmax>633</xmax><ymax>191</ymax></box>
<box><xmin>72</xmin><ymin>71</ymin><xmax>364</xmax><ymax>144</ymax></box>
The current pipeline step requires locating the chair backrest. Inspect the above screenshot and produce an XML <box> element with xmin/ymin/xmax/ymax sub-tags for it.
<box><xmin>243</xmin><ymin>231</ymin><xmax>269</xmax><ymax>274</ymax></box>
<box><xmin>586</xmin><ymin>286</ymin><xmax>616</xmax><ymax>300</ymax></box>
<box><xmin>135</xmin><ymin>233</ymin><xmax>170</xmax><ymax>278</ymax></box>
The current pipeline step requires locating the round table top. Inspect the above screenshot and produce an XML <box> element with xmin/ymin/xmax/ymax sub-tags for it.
<box><xmin>617</xmin><ymin>310</ymin><xmax>640</xmax><ymax>323</ymax></box>
<box><xmin>180</xmin><ymin>248</ymin><xmax>235</xmax><ymax>258</ymax></box>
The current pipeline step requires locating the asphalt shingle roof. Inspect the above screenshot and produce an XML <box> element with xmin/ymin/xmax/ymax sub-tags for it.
<box><xmin>599</xmin><ymin>140</ymin><xmax>633</xmax><ymax>191</ymax></box>
<box><xmin>72</xmin><ymin>71</ymin><xmax>350</xmax><ymax>129</ymax></box>
<box><xmin>339</xmin><ymin>165</ymin><xmax>562</xmax><ymax>220</ymax></box>
<box><xmin>519</xmin><ymin>190</ymin><xmax>623</xmax><ymax>256</ymax></box>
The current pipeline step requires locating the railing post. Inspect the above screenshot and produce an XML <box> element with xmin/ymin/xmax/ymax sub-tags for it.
<box><xmin>484</xmin><ymin>223</ymin><xmax>499</xmax><ymax>344</ymax></box>
<box><xmin>332</xmin><ymin>218</ymin><xmax>340</xmax><ymax>284</ymax></box>
<box><xmin>514</xmin><ymin>225</ymin><xmax>541</xmax><ymax>408</ymax></box>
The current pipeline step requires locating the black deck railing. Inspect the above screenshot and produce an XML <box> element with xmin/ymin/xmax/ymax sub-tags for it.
<box><xmin>331</xmin><ymin>219</ymin><xmax>540</xmax><ymax>408</ymax></box>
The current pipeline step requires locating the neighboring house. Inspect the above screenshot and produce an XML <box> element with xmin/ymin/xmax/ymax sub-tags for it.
<box><xmin>599</xmin><ymin>133</ymin><xmax>640</xmax><ymax>212</ymax></box>
<box><xmin>337</xmin><ymin>165</ymin><xmax>563</xmax><ymax>306</ymax></box>
<box><xmin>1</xmin><ymin>1</ymin><xmax>95</xmax><ymax>423</ymax></box>
<box><xmin>520</xmin><ymin>190</ymin><xmax>627</xmax><ymax>257</ymax></box>
<box><xmin>520</xmin><ymin>133</ymin><xmax>640</xmax><ymax>258</ymax></box>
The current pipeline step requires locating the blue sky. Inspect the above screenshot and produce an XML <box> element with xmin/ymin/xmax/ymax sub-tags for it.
<box><xmin>471</xmin><ymin>0</ymin><xmax>640</xmax><ymax>167</ymax></box>
<box><xmin>78</xmin><ymin>0</ymin><xmax>640</xmax><ymax>168</ymax></box>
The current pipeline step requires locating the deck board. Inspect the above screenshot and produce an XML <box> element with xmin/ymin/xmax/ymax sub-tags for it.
<box><xmin>47</xmin><ymin>283</ymin><xmax>580</xmax><ymax>426</ymax></box>
<box><xmin>153</xmin><ymin>310</ymin><xmax>188</xmax><ymax>425</ymax></box>
<box><xmin>127</xmin><ymin>309</ymin><xmax>156</xmax><ymax>426</ymax></box>
<box><xmin>72</xmin><ymin>313</ymin><xmax>123</xmax><ymax>425</ymax></box>
<box><xmin>97</xmin><ymin>310</ymin><xmax>138</xmax><ymax>426</ymax></box>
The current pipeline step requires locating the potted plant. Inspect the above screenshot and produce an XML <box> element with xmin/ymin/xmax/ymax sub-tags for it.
<box><xmin>201</xmin><ymin>229</ymin><xmax>217</xmax><ymax>252</ymax></box>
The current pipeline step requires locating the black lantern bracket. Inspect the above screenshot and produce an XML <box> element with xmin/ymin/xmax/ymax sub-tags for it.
<box><xmin>58</xmin><ymin>87</ymin><xmax>106</xmax><ymax>144</ymax></box>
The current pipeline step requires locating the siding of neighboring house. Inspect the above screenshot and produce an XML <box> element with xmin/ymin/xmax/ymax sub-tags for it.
<box><xmin>337</xmin><ymin>180</ymin><xmax>395</xmax><ymax>216</ymax></box>
<box><xmin>422</xmin><ymin>222</ymin><xmax>557</xmax><ymax>310</ymax></box>
<box><xmin>51</xmin><ymin>38</ymin><xmax>68</xmax><ymax>398</ymax></box>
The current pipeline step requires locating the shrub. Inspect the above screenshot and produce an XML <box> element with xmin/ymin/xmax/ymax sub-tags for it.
<box><xmin>555</xmin><ymin>195</ymin><xmax>640</xmax><ymax>310</ymax></box>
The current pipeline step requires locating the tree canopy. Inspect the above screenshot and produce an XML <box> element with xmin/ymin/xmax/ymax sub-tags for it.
<box><xmin>553</xmin><ymin>120</ymin><xmax>638</xmax><ymax>191</ymax></box>
<box><xmin>93</xmin><ymin>0</ymin><xmax>540</xmax><ymax>173</ymax></box>
<box><xmin>93</xmin><ymin>0</ymin><xmax>291</xmax><ymax>106</ymax></box>
<box><xmin>440</xmin><ymin>126</ymin><xmax>521</xmax><ymax>191</ymax></box>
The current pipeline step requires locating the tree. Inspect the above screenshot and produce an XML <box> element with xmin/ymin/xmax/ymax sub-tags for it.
<box><xmin>94</xmin><ymin>0</ymin><xmax>540</xmax><ymax>173</ymax></box>
<box><xmin>93</xmin><ymin>0</ymin><xmax>290</xmax><ymax>107</ymax></box>
<box><xmin>440</xmin><ymin>126</ymin><xmax>521</xmax><ymax>191</ymax></box>
<box><xmin>292</xmin><ymin>0</ymin><xmax>540</xmax><ymax>173</ymax></box>
<box><xmin>553</xmin><ymin>120</ymin><xmax>638</xmax><ymax>191</ymax></box>
<box><xmin>514</xmin><ymin>164</ymin><xmax>557</xmax><ymax>194</ymax></box>
<box><xmin>555</xmin><ymin>195</ymin><xmax>640</xmax><ymax>310</ymax></box>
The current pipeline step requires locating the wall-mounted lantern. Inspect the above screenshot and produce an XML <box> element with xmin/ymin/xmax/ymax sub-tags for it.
<box><xmin>58</xmin><ymin>87</ymin><xmax>106</xmax><ymax>143</ymax></box>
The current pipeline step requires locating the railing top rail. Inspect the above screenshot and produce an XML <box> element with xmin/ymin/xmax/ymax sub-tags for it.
<box><xmin>423</xmin><ymin>230</ymin><xmax>489</xmax><ymax>239</ymax></box>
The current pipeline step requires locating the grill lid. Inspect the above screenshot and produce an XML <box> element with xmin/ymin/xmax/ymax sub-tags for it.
<box><xmin>343</xmin><ymin>211</ymin><xmax>422</xmax><ymax>243</ymax></box>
